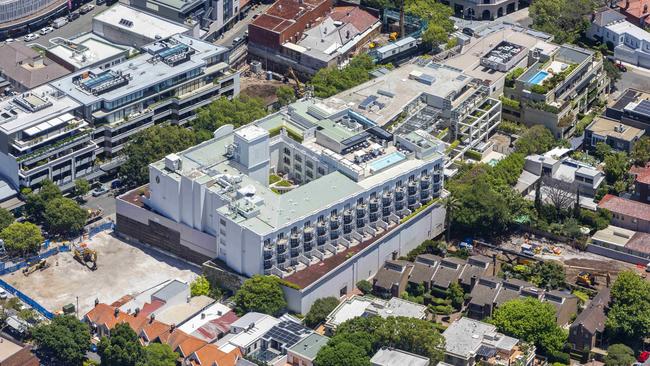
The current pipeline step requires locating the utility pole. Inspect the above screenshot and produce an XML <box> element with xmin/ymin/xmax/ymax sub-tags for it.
<box><xmin>399</xmin><ymin>0</ymin><xmax>405</xmax><ymax>39</ymax></box>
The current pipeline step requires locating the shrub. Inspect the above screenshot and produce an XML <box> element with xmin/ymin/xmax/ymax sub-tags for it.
<box><xmin>356</xmin><ymin>280</ymin><xmax>372</xmax><ymax>294</ymax></box>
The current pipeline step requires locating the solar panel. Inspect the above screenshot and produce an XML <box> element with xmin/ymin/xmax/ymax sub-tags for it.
<box><xmin>477</xmin><ymin>345</ymin><xmax>497</xmax><ymax>358</ymax></box>
<box><xmin>263</xmin><ymin>321</ymin><xmax>311</xmax><ymax>347</ymax></box>
<box><xmin>359</xmin><ymin>95</ymin><xmax>378</xmax><ymax>110</ymax></box>
<box><xmin>633</xmin><ymin>99</ymin><xmax>650</xmax><ymax>117</ymax></box>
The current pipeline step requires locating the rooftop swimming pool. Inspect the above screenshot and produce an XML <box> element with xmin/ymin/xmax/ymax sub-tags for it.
<box><xmin>528</xmin><ymin>70</ymin><xmax>549</xmax><ymax>85</ymax></box>
<box><xmin>369</xmin><ymin>152</ymin><xmax>406</xmax><ymax>172</ymax></box>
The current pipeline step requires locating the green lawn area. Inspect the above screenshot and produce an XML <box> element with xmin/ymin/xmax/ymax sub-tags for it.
<box><xmin>269</xmin><ymin>174</ymin><xmax>281</xmax><ymax>184</ymax></box>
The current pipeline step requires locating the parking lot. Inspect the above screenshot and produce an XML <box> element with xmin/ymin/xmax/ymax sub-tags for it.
<box><xmin>0</xmin><ymin>232</ymin><xmax>199</xmax><ymax>317</ymax></box>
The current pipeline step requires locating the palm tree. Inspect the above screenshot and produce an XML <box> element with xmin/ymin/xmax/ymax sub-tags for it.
<box><xmin>442</xmin><ymin>195</ymin><xmax>460</xmax><ymax>243</ymax></box>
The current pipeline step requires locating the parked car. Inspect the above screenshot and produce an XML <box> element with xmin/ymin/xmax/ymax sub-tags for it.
<box><xmin>4</xmin><ymin>38</ymin><xmax>14</xmax><ymax>43</ymax></box>
<box><xmin>52</xmin><ymin>17</ymin><xmax>68</xmax><ymax>28</ymax></box>
<box><xmin>23</xmin><ymin>33</ymin><xmax>39</xmax><ymax>42</ymax></box>
<box><xmin>79</xmin><ymin>4</ymin><xmax>94</xmax><ymax>14</ymax></box>
<box><xmin>96</xmin><ymin>0</ymin><xmax>105</xmax><ymax>5</ymax></box>
<box><xmin>0</xmin><ymin>290</ymin><xmax>8</xmax><ymax>300</ymax></box>
<box><xmin>91</xmin><ymin>186</ymin><xmax>109</xmax><ymax>197</ymax></box>
<box><xmin>68</xmin><ymin>12</ymin><xmax>80</xmax><ymax>21</ymax></box>
<box><xmin>39</xmin><ymin>26</ymin><xmax>54</xmax><ymax>35</ymax></box>
<box><xmin>110</xmin><ymin>180</ymin><xmax>122</xmax><ymax>189</ymax></box>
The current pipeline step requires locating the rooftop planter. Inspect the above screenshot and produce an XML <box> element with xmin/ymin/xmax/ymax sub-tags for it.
<box><xmin>505</xmin><ymin>67</ymin><xmax>525</xmax><ymax>88</ymax></box>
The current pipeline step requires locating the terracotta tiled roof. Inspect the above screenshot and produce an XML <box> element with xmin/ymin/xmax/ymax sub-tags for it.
<box><xmin>598</xmin><ymin>194</ymin><xmax>650</xmax><ymax>221</ymax></box>
<box><xmin>190</xmin><ymin>345</ymin><xmax>242</xmax><ymax>366</ymax></box>
<box><xmin>177</xmin><ymin>336</ymin><xmax>207</xmax><ymax>358</ymax></box>
<box><xmin>630</xmin><ymin>163</ymin><xmax>650</xmax><ymax>185</ymax></box>
<box><xmin>141</xmin><ymin>299</ymin><xmax>165</xmax><ymax>317</ymax></box>
<box><xmin>330</xmin><ymin>6</ymin><xmax>378</xmax><ymax>34</ymax></box>
<box><xmin>84</xmin><ymin>304</ymin><xmax>148</xmax><ymax>333</ymax></box>
<box><xmin>618</xmin><ymin>0</ymin><xmax>650</xmax><ymax>25</ymax></box>
<box><xmin>140</xmin><ymin>319</ymin><xmax>171</xmax><ymax>342</ymax></box>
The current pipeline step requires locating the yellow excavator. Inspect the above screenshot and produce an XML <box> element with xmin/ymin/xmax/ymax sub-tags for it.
<box><xmin>22</xmin><ymin>259</ymin><xmax>49</xmax><ymax>277</ymax></box>
<box><xmin>73</xmin><ymin>243</ymin><xmax>97</xmax><ymax>271</ymax></box>
<box><xmin>287</xmin><ymin>66</ymin><xmax>304</xmax><ymax>98</ymax></box>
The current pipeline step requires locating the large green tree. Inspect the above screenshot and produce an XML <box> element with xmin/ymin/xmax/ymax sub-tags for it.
<box><xmin>0</xmin><ymin>207</ymin><xmax>14</xmax><ymax>232</ymax></box>
<box><xmin>603</xmin><ymin>152</ymin><xmax>630</xmax><ymax>184</ymax></box>
<box><xmin>74</xmin><ymin>179</ymin><xmax>91</xmax><ymax>197</ymax></box>
<box><xmin>532</xmin><ymin>261</ymin><xmax>566</xmax><ymax>290</ymax></box>
<box><xmin>44</xmin><ymin>197</ymin><xmax>88</xmax><ymax>236</ymax></box>
<box><xmin>310</xmin><ymin>54</ymin><xmax>376</xmax><ymax>98</ymax></box>
<box><xmin>98</xmin><ymin>323</ymin><xmax>145</xmax><ymax>366</ymax></box>
<box><xmin>119</xmin><ymin>125</ymin><xmax>197</xmax><ymax>187</ymax></box>
<box><xmin>233</xmin><ymin>275</ymin><xmax>287</xmax><ymax>316</ymax></box>
<box><xmin>604</xmin><ymin>344</ymin><xmax>636</xmax><ymax>366</ymax></box>
<box><xmin>276</xmin><ymin>86</ymin><xmax>297</xmax><ymax>107</ymax></box>
<box><xmin>405</xmin><ymin>1</ymin><xmax>454</xmax><ymax>48</ymax></box>
<box><xmin>25</xmin><ymin>179</ymin><xmax>62</xmax><ymax>221</ymax></box>
<box><xmin>529</xmin><ymin>0</ymin><xmax>593</xmax><ymax>44</ymax></box>
<box><xmin>315</xmin><ymin>341</ymin><xmax>371</xmax><ymax>366</ymax></box>
<box><xmin>489</xmin><ymin>298</ymin><xmax>567</xmax><ymax>354</ymax></box>
<box><xmin>305</xmin><ymin>297</ymin><xmax>339</xmax><ymax>328</ymax></box>
<box><xmin>606</xmin><ymin>271</ymin><xmax>650</xmax><ymax>344</ymax></box>
<box><xmin>0</xmin><ymin>222</ymin><xmax>43</xmax><ymax>255</ymax></box>
<box><xmin>631</xmin><ymin>136</ymin><xmax>650</xmax><ymax>167</ymax></box>
<box><xmin>190</xmin><ymin>275</ymin><xmax>211</xmax><ymax>297</ymax></box>
<box><xmin>191</xmin><ymin>96</ymin><xmax>268</xmax><ymax>141</ymax></box>
<box><xmin>514</xmin><ymin>125</ymin><xmax>556</xmax><ymax>155</ymax></box>
<box><xmin>32</xmin><ymin>315</ymin><xmax>91</xmax><ymax>366</ymax></box>
<box><xmin>139</xmin><ymin>343</ymin><xmax>178</xmax><ymax>366</ymax></box>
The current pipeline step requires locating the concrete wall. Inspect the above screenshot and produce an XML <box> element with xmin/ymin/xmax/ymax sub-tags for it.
<box><xmin>115</xmin><ymin>196</ymin><xmax>216</xmax><ymax>264</ymax></box>
<box><xmin>283</xmin><ymin>202</ymin><xmax>446</xmax><ymax>314</ymax></box>
<box><xmin>587</xmin><ymin>242</ymin><xmax>650</xmax><ymax>265</ymax></box>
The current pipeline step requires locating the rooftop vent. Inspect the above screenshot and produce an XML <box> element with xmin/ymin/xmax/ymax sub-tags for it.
<box><xmin>119</xmin><ymin>18</ymin><xmax>133</xmax><ymax>27</ymax></box>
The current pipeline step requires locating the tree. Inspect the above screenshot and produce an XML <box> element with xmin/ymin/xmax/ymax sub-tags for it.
<box><xmin>447</xmin><ymin>282</ymin><xmax>464</xmax><ymax>309</ymax></box>
<box><xmin>631</xmin><ymin>136</ymin><xmax>650</xmax><ymax>166</ymax></box>
<box><xmin>233</xmin><ymin>275</ymin><xmax>287</xmax><ymax>316</ymax></box>
<box><xmin>532</xmin><ymin>261</ymin><xmax>565</xmax><ymax>290</ymax></box>
<box><xmin>594</xmin><ymin>142</ymin><xmax>613</xmax><ymax>161</ymax></box>
<box><xmin>515</xmin><ymin>125</ymin><xmax>556</xmax><ymax>155</ymax></box>
<box><xmin>604</xmin><ymin>59</ymin><xmax>622</xmax><ymax>84</ymax></box>
<box><xmin>405</xmin><ymin>1</ymin><xmax>454</xmax><ymax>48</ymax></box>
<box><xmin>191</xmin><ymin>96</ymin><xmax>268</xmax><ymax>141</ymax></box>
<box><xmin>490</xmin><ymin>298</ymin><xmax>567</xmax><ymax>354</ymax></box>
<box><xmin>139</xmin><ymin>343</ymin><xmax>178</xmax><ymax>366</ymax></box>
<box><xmin>442</xmin><ymin>195</ymin><xmax>459</xmax><ymax>242</ymax></box>
<box><xmin>603</xmin><ymin>152</ymin><xmax>630</xmax><ymax>185</ymax></box>
<box><xmin>451</xmin><ymin>179</ymin><xmax>513</xmax><ymax>236</ymax></box>
<box><xmin>120</xmin><ymin>125</ymin><xmax>197</xmax><ymax>187</ymax></box>
<box><xmin>529</xmin><ymin>0</ymin><xmax>593</xmax><ymax>44</ymax></box>
<box><xmin>74</xmin><ymin>179</ymin><xmax>91</xmax><ymax>197</ymax></box>
<box><xmin>315</xmin><ymin>342</ymin><xmax>371</xmax><ymax>366</ymax></box>
<box><xmin>356</xmin><ymin>280</ymin><xmax>373</xmax><ymax>294</ymax></box>
<box><xmin>32</xmin><ymin>315</ymin><xmax>90</xmax><ymax>366</ymax></box>
<box><xmin>190</xmin><ymin>275</ymin><xmax>211</xmax><ymax>297</ymax></box>
<box><xmin>25</xmin><ymin>179</ymin><xmax>62</xmax><ymax>221</ymax></box>
<box><xmin>606</xmin><ymin>271</ymin><xmax>650</xmax><ymax>344</ymax></box>
<box><xmin>276</xmin><ymin>86</ymin><xmax>296</xmax><ymax>107</ymax></box>
<box><xmin>604</xmin><ymin>344</ymin><xmax>636</xmax><ymax>366</ymax></box>
<box><xmin>542</xmin><ymin>177</ymin><xmax>574</xmax><ymax>216</ymax></box>
<box><xmin>0</xmin><ymin>208</ymin><xmax>14</xmax><ymax>232</ymax></box>
<box><xmin>331</xmin><ymin>316</ymin><xmax>446</xmax><ymax>362</ymax></box>
<box><xmin>0</xmin><ymin>222</ymin><xmax>43</xmax><ymax>256</ymax></box>
<box><xmin>305</xmin><ymin>297</ymin><xmax>339</xmax><ymax>328</ymax></box>
<box><xmin>44</xmin><ymin>197</ymin><xmax>88</xmax><ymax>236</ymax></box>
<box><xmin>98</xmin><ymin>323</ymin><xmax>145</xmax><ymax>366</ymax></box>
<box><xmin>310</xmin><ymin>54</ymin><xmax>376</xmax><ymax>98</ymax></box>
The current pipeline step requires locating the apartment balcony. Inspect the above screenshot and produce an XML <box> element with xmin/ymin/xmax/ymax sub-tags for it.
<box><xmin>382</xmin><ymin>207</ymin><xmax>392</xmax><ymax>217</ymax></box>
<box><xmin>317</xmin><ymin>222</ymin><xmax>327</xmax><ymax>236</ymax></box>
<box><xmin>277</xmin><ymin>239</ymin><xmax>288</xmax><ymax>254</ymax></box>
<box><xmin>12</xmin><ymin>120</ymin><xmax>89</xmax><ymax>152</ymax></box>
<box><xmin>317</xmin><ymin>235</ymin><xmax>327</xmax><ymax>246</ymax></box>
<box><xmin>382</xmin><ymin>193</ymin><xmax>392</xmax><ymax>206</ymax></box>
<box><xmin>264</xmin><ymin>259</ymin><xmax>273</xmax><ymax>270</ymax></box>
<box><xmin>343</xmin><ymin>210</ymin><xmax>353</xmax><ymax>224</ymax></box>
<box><xmin>303</xmin><ymin>228</ymin><xmax>314</xmax><ymax>242</ymax></box>
<box><xmin>420</xmin><ymin>176</ymin><xmax>431</xmax><ymax>189</ymax></box>
<box><xmin>395</xmin><ymin>201</ymin><xmax>405</xmax><ymax>211</ymax></box>
<box><xmin>408</xmin><ymin>182</ymin><xmax>418</xmax><ymax>195</ymax></box>
<box><xmin>329</xmin><ymin>217</ymin><xmax>340</xmax><ymax>230</ymax></box>
<box><xmin>277</xmin><ymin>254</ymin><xmax>287</xmax><ymax>265</ymax></box>
<box><xmin>395</xmin><ymin>188</ymin><xmax>405</xmax><ymax>201</ymax></box>
<box><xmin>369</xmin><ymin>198</ymin><xmax>380</xmax><ymax>212</ymax></box>
<box><xmin>356</xmin><ymin>219</ymin><xmax>365</xmax><ymax>228</ymax></box>
<box><xmin>290</xmin><ymin>234</ymin><xmax>301</xmax><ymax>248</ymax></box>
<box><xmin>433</xmin><ymin>174</ymin><xmax>441</xmax><ymax>184</ymax></box>
<box><xmin>330</xmin><ymin>230</ymin><xmax>340</xmax><ymax>240</ymax></box>
<box><xmin>304</xmin><ymin>243</ymin><xmax>314</xmax><ymax>252</ymax></box>
<box><xmin>356</xmin><ymin>204</ymin><xmax>367</xmax><ymax>218</ymax></box>
<box><xmin>408</xmin><ymin>196</ymin><xmax>417</xmax><ymax>206</ymax></box>
<box><xmin>263</xmin><ymin>246</ymin><xmax>274</xmax><ymax>260</ymax></box>
<box><xmin>369</xmin><ymin>213</ymin><xmax>379</xmax><ymax>223</ymax></box>
<box><xmin>290</xmin><ymin>248</ymin><xmax>300</xmax><ymax>258</ymax></box>
<box><xmin>343</xmin><ymin>224</ymin><xmax>353</xmax><ymax>234</ymax></box>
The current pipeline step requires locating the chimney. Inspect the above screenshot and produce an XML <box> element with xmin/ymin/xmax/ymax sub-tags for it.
<box><xmin>95</xmin><ymin>298</ymin><xmax>99</xmax><ymax>307</ymax></box>
<box><xmin>645</xmin><ymin>4</ymin><xmax>649</xmax><ymax>13</ymax></box>
<box><xmin>625</xmin><ymin>0</ymin><xmax>630</xmax><ymax>9</ymax></box>
<box><xmin>170</xmin><ymin>324</ymin><xmax>176</xmax><ymax>332</ymax></box>
<box><xmin>201</xmin><ymin>313</ymin><xmax>206</xmax><ymax>319</ymax></box>
<box><xmin>114</xmin><ymin>308</ymin><xmax>120</xmax><ymax>318</ymax></box>
<box><xmin>492</xmin><ymin>254</ymin><xmax>497</xmax><ymax>276</ymax></box>
<box><xmin>470</xmin><ymin>275</ymin><xmax>477</xmax><ymax>289</ymax></box>
<box><xmin>134</xmin><ymin>308</ymin><xmax>140</xmax><ymax>317</ymax></box>
<box><xmin>149</xmin><ymin>314</ymin><xmax>155</xmax><ymax>324</ymax></box>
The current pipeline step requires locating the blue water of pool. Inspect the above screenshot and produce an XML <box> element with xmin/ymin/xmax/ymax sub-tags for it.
<box><xmin>528</xmin><ymin>70</ymin><xmax>549</xmax><ymax>85</ymax></box>
<box><xmin>369</xmin><ymin>152</ymin><xmax>406</xmax><ymax>172</ymax></box>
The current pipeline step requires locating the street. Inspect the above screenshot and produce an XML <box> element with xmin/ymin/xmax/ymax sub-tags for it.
<box><xmin>14</xmin><ymin>3</ymin><xmax>109</xmax><ymax>46</ymax></box>
<box><xmin>213</xmin><ymin>3</ymin><xmax>271</xmax><ymax>48</ymax></box>
<box><xmin>610</xmin><ymin>62</ymin><xmax>650</xmax><ymax>101</ymax></box>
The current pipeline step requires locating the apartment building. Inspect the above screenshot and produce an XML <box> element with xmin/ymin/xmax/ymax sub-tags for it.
<box><xmin>441</xmin><ymin>0</ymin><xmax>523</xmax><ymax>21</ymax></box>
<box><xmin>587</xmin><ymin>8</ymin><xmax>650</xmax><ymax>69</ymax></box>
<box><xmin>0</xmin><ymin>34</ymin><xmax>238</xmax><ymax>194</ymax></box>
<box><xmin>502</xmin><ymin>43</ymin><xmax>609</xmax><ymax>138</ymax></box>
<box><xmin>606</xmin><ymin>88</ymin><xmax>650</xmax><ymax>133</ymax></box>
<box><xmin>50</xmin><ymin>34</ymin><xmax>238</xmax><ymax>161</ymax></box>
<box><xmin>584</xmin><ymin>116</ymin><xmax>644</xmax><ymax>153</ymax></box>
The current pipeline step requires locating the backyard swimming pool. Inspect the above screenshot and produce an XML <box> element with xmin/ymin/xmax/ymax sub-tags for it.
<box><xmin>528</xmin><ymin>70</ymin><xmax>549</xmax><ymax>85</ymax></box>
<box><xmin>369</xmin><ymin>152</ymin><xmax>406</xmax><ymax>172</ymax></box>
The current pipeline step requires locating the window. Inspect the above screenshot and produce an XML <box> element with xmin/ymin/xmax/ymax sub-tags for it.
<box><xmin>306</xmin><ymin>161</ymin><xmax>313</xmax><ymax>169</ymax></box>
<box><xmin>339</xmin><ymin>286</ymin><xmax>347</xmax><ymax>296</ymax></box>
<box><xmin>318</xmin><ymin>167</ymin><xmax>325</xmax><ymax>175</ymax></box>
<box><xmin>284</xmin><ymin>147</ymin><xmax>291</xmax><ymax>155</ymax></box>
<box><xmin>220</xmin><ymin>219</ymin><xmax>226</xmax><ymax>226</ymax></box>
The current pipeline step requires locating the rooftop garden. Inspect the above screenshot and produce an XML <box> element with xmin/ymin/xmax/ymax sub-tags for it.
<box><xmin>505</xmin><ymin>67</ymin><xmax>525</xmax><ymax>88</ymax></box>
<box><xmin>528</xmin><ymin>63</ymin><xmax>578</xmax><ymax>95</ymax></box>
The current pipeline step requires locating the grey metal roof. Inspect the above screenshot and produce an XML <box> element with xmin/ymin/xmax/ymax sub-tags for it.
<box><xmin>152</xmin><ymin>279</ymin><xmax>187</xmax><ymax>302</ymax></box>
<box><xmin>370</xmin><ymin>348</ymin><xmax>430</xmax><ymax>366</ymax></box>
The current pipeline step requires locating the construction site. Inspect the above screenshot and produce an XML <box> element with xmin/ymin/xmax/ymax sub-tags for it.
<box><xmin>0</xmin><ymin>232</ymin><xmax>199</xmax><ymax>316</ymax></box>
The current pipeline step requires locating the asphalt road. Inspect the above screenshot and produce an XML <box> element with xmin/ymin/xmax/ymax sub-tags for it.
<box><xmin>214</xmin><ymin>3</ymin><xmax>271</xmax><ymax>48</ymax></box>
<box><xmin>610</xmin><ymin>63</ymin><xmax>650</xmax><ymax>102</ymax></box>
<box><xmin>12</xmin><ymin>3</ymin><xmax>109</xmax><ymax>47</ymax></box>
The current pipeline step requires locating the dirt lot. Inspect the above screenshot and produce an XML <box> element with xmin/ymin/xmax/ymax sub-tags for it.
<box><xmin>1</xmin><ymin>232</ymin><xmax>199</xmax><ymax>316</ymax></box>
<box><xmin>240</xmin><ymin>76</ymin><xmax>286</xmax><ymax>106</ymax></box>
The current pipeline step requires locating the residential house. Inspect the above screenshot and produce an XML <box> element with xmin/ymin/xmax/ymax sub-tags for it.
<box><xmin>0</xmin><ymin>43</ymin><xmax>69</xmax><ymax>92</ymax></box>
<box><xmin>458</xmin><ymin>255</ymin><xmax>493</xmax><ymax>291</ymax></box>
<box><xmin>444</xmin><ymin>0</ymin><xmax>522</xmax><ymax>21</ymax></box>
<box><xmin>630</xmin><ymin>163</ymin><xmax>650</xmax><ymax>203</ymax></box>
<box><xmin>587</xmin><ymin>7</ymin><xmax>650</xmax><ymax>69</ymax></box>
<box><xmin>590</xmin><ymin>225</ymin><xmax>650</xmax><ymax>264</ymax></box>
<box><xmin>569</xmin><ymin>287</ymin><xmax>610</xmax><ymax>353</ymax></box>
<box><xmin>0</xmin><ymin>336</ymin><xmax>39</xmax><ymax>366</ymax></box>
<box><xmin>618</xmin><ymin>0</ymin><xmax>650</xmax><ymax>28</ymax></box>
<box><xmin>84</xmin><ymin>303</ymin><xmax>149</xmax><ymax>337</ymax></box>
<box><xmin>431</xmin><ymin>257</ymin><xmax>466</xmax><ymax>291</ymax></box>
<box><xmin>186</xmin><ymin>344</ymin><xmax>243</xmax><ymax>366</ymax></box>
<box><xmin>324</xmin><ymin>296</ymin><xmax>426</xmax><ymax>335</ymax></box>
<box><xmin>152</xmin><ymin>295</ymin><xmax>216</xmax><ymax>327</ymax></box>
<box><xmin>598</xmin><ymin>194</ymin><xmax>650</xmax><ymax>232</ymax></box>
<box><xmin>584</xmin><ymin>117</ymin><xmax>644</xmax><ymax>153</ymax></box>
<box><xmin>502</xmin><ymin>43</ymin><xmax>608</xmax><ymax>139</ymax></box>
<box><xmin>373</xmin><ymin>260</ymin><xmax>414</xmax><ymax>298</ymax></box>
<box><xmin>139</xmin><ymin>318</ymin><xmax>172</xmax><ymax>345</ymax></box>
<box><xmin>370</xmin><ymin>347</ymin><xmax>430</xmax><ymax>366</ymax></box>
<box><xmin>251</xmin><ymin>320</ymin><xmax>313</xmax><ymax>364</ymax></box>
<box><xmin>442</xmin><ymin>317</ymin><xmax>536</xmax><ymax>366</ymax></box>
<box><xmin>286</xmin><ymin>333</ymin><xmax>329</xmax><ymax>366</ymax></box>
<box><xmin>605</xmin><ymin>88</ymin><xmax>650</xmax><ymax>133</ymax></box>
<box><xmin>544</xmin><ymin>290</ymin><xmax>580</xmax><ymax>327</ymax></box>
<box><xmin>216</xmin><ymin>312</ymin><xmax>281</xmax><ymax>356</ymax></box>
<box><xmin>407</xmin><ymin>254</ymin><xmax>441</xmax><ymax>291</ymax></box>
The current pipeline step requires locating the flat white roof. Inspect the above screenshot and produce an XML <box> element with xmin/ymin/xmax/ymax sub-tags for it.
<box><xmin>93</xmin><ymin>4</ymin><xmax>189</xmax><ymax>41</ymax></box>
<box><xmin>48</xmin><ymin>34</ymin><xmax>127</xmax><ymax>70</ymax></box>
<box><xmin>608</xmin><ymin>21</ymin><xmax>650</xmax><ymax>41</ymax></box>
<box><xmin>178</xmin><ymin>302</ymin><xmax>232</xmax><ymax>334</ymax></box>
<box><xmin>227</xmin><ymin>315</ymin><xmax>280</xmax><ymax>348</ymax></box>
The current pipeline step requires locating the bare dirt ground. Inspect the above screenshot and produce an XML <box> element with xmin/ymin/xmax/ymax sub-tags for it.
<box><xmin>240</xmin><ymin>75</ymin><xmax>286</xmax><ymax>106</ymax></box>
<box><xmin>1</xmin><ymin>232</ymin><xmax>199</xmax><ymax>317</ymax></box>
